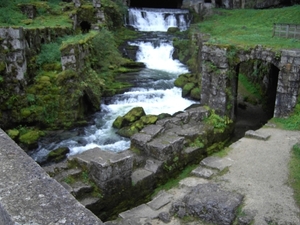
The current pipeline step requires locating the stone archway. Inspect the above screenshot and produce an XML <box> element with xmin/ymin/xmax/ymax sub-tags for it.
<box><xmin>200</xmin><ymin>45</ymin><xmax>300</xmax><ymax>119</ymax></box>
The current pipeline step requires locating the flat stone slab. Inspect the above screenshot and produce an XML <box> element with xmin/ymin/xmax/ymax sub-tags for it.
<box><xmin>191</xmin><ymin>166</ymin><xmax>215</xmax><ymax>179</ymax></box>
<box><xmin>200</xmin><ymin>156</ymin><xmax>233</xmax><ymax>171</ymax></box>
<box><xmin>70</xmin><ymin>147</ymin><xmax>133</xmax><ymax>166</ymax></box>
<box><xmin>144</xmin><ymin>159</ymin><xmax>163</xmax><ymax>173</ymax></box>
<box><xmin>179</xmin><ymin>177</ymin><xmax>208</xmax><ymax>189</ymax></box>
<box><xmin>119</xmin><ymin>204</ymin><xmax>159</xmax><ymax>219</ymax></box>
<box><xmin>245</xmin><ymin>130</ymin><xmax>271</xmax><ymax>140</ymax></box>
<box><xmin>147</xmin><ymin>191</ymin><xmax>173</xmax><ymax>210</ymax></box>
<box><xmin>131</xmin><ymin>168</ymin><xmax>153</xmax><ymax>185</ymax></box>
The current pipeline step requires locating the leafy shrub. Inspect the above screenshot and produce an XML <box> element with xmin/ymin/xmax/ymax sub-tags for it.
<box><xmin>91</xmin><ymin>28</ymin><xmax>125</xmax><ymax>70</ymax></box>
<box><xmin>36</xmin><ymin>41</ymin><xmax>61</xmax><ymax>67</ymax></box>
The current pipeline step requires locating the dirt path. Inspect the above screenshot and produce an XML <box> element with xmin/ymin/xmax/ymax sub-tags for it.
<box><xmin>218</xmin><ymin>127</ymin><xmax>300</xmax><ymax>224</ymax></box>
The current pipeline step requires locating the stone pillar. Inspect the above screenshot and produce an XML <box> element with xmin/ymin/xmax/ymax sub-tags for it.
<box><xmin>274</xmin><ymin>49</ymin><xmax>300</xmax><ymax>117</ymax></box>
<box><xmin>200</xmin><ymin>45</ymin><xmax>233</xmax><ymax>118</ymax></box>
<box><xmin>0</xmin><ymin>27</ymin><xmax>27</xmax><ymax>88</ymax></box>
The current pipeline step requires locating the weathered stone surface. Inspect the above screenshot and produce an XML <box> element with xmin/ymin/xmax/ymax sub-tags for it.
<box><xmin>245</xmin><ymin>130</ymin><xmax>270</xmax><ymax>140</ymax></box>
<box><xmin>191</xmin><ymin>166</ymin><xmax>215</xmax><ymax>178</ymax></box>
<box><xmin>119</xmin><ymin>204</ymin><xmax>159</xmax><ymax>219</ymax></box>
<box><xmin>0</xmin><ymin>129</ymin><xmax>103</xmax><ymax>224</ymax></box>
<box><xmin>182</xmin><ymin>183</ymin><xmax>244</xmax><ymax>225</ymax></box>
<box><xmin>146</xmin><ymin>134</ymin><xmax>185</xmax><ymax>160</ymax></box>
<box><xmin>144</xmin><ymin>159</ymin><xmax>163</xmax><ymax>173</ymax></box>
<box><xmin>158</xmin><ymin>212</ymin><xmax>171</xmax><ymax>223</ymax></box>
<box><xmin>179</xmin><ymin>177</ymin><xmax>208</xmax><ymax>188</ymax></box>
<box><xmin>131</xmin><ymin>168</ymin><xmax>153</xmax><ymax>185</ymax></box>
<box><xmin>147</xmin><ymin>191</ymin><xmax>173</xmax><ymax>210</ymax></box>
<box><xmin>70</xmin><ymin>148</ymin><xmax>134</xmax><ymax>195</ymax></box>
<box><xmin>200</xmin><ymin>156</ymin><xmax>232</xmax><ymax>171</ymax></box>
<box><xmin>200</xmin><ymin>44</ymin><xmax>300</xmax><ymax>118</ymax></box>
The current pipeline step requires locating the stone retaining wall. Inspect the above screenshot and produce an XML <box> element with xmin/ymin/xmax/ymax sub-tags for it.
<box><xmin>0</xmin><ymin>128</ymin><xmax>104</xmax><ymax>225</ymax></box>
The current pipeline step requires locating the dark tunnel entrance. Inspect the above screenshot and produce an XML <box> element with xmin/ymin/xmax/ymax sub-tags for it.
<box><xmin>129</xmin><ymin>0</ymin><xmax>183</xmax><ymax>8</ymax></box>
<box><xmin>232</xmin><ymin>60</ymin><xmax>279</xmax><ymax>141</ymax></box>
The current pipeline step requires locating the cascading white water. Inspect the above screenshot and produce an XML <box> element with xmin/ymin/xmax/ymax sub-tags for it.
<box><xmin>31</xmin><ymin>7</ymin><xmax>195</xmax><ymax>162</ymax></box>
<box><xmin>127</xmin><ymin>8</ymin><xmax>191</xmax><ymax>31</ymax></box>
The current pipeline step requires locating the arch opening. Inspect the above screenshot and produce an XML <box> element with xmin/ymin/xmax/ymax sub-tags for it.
<box><xmin>129</xmin><ymin>0</ymin><xmax>183</xmax><ymax>9</ymax></box>
<box><xmin>80</xmin><ymin>21</ymin><xmax>91</xmax><ymax>34</ymax></box>
<box><xmin>232</xmin><ymin>59</ymin><xmax>279</xmax><ymax>141</ymax></box>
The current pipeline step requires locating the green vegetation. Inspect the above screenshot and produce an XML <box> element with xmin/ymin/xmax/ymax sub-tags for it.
<box><xmin>197</xmin><ymin>5</ymin><xmax>300</xmax><ymax>49</ymax></box>
<box><xmin>271</xmin><ymin>103</ymin><xmax>300</xmax><ymax>130</ymax></box>
<box><xmin>0</xmin><ymin>0</ymin><xmax>73</xmax><ymax>28</ymax></box>
<box><xmin>204</xmin><ymin>109</ymin><xmax>232</xmax><ymax>133</ymax></box>
<box><xmin>152</xmin><ymin>164</ymin><xmax>198</xmax><ymax>198</ymax></box>
<box><xmin>289</xmin><ymin>143</ymin><xmax>300</xmax><ymax>208</ymax></box>
<box><xmin>238</xmin><ymin>73</ymin><xmax>262</xmax><ymax>103</ymax></box>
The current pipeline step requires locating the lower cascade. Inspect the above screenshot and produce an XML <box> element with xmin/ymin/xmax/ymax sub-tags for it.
<box><xmin>31</xmin><ymin>7</ymin><xmax>195</xmax><ymax>163</ymax></box>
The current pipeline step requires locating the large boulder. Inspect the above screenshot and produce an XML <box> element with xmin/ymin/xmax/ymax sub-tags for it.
<box><xmin>171</xmin><ymin>183</ymin><xmax>244</xmax><ymax>225</ymax></box>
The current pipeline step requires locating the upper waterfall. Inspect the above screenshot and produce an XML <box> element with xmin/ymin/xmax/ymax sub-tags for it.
<box><xmin>127</xmin><ymin>8</ymin><xmax>191</xmax><ymax>32</ymax></box>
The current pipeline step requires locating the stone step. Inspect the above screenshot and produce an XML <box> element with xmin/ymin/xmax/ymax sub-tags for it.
<box><xmin>179</xmin><ymin>177</ymin><xmax>208</xmax><ymax>189</ymax></box>
<box><xmin>119</xmin><ymin>204</ymin><xmax>159</xmax><ymax>220</ymax></box>
<box><xmin>245</xmin><ymin>130</ymin><xmax>271</xmax><ymax>140</ymax></box>
<box><xmin>53</xmin><ymin>168</ymin><xmax>82</xmax><ymax>182</ymax></box>
<box><xmin>200</xmin><ymin>156</ymin><xmax>233</xmax><ymax>172</ymax></box>
<box><xmin>131</xmin><ymin>168</ymin><xmax>153</xmax><ymax>185</ymax></box>
<box><xmin>191</xmin><ymin>166</ymin><xmax>215</xmax><ymax>179</ymax></box>
<box><xmin>79</xmin><ymin>197</ymin><xmax>100</xmax><ymax>208</ymax></box>
<box><xmin>70</xmin><ymin>181</ymin><xmax>94</xmax><ymax>198</ymax></box>
<box><xmin>147</xmin><ymin>191</ymin><xmax>173</xmax><ymax>210</ymax></box>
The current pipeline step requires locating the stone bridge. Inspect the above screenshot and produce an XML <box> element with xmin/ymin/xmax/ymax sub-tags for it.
<box><xmin>200</xmin><ymin>44</ymin><xmax>300</xmax><ymax>119</ymax></box>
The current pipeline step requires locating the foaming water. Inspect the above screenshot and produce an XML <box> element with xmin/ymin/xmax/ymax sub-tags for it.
<box><xmin>127</xmin><ymin>8</ymin><xmax>191</xmax><ymax>32</ymax></box>
<box><xmin>30</xmin><ymin>7</ymin><xmax>195</xmax><ymax>162</ymax></box>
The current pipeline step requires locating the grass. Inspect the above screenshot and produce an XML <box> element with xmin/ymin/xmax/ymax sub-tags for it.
<box><xmin>0</xmin><ymin>0</ymin><xmax>73</xmax><ymax>28</ymax></box>
<box><xmin>271</xmin><ymin>103</ymin><xmax>300</xmax><ymax>130</ymax></box>
<box><xmin>151</xmin><ymin>164</ymin><xmax>198</xmax><ymax>198</ymax></box>
<box><xmin>196</xmin><ymin>5</ymin><xmax>300</xmax><ymax>50</ymax></box>
<box><xmin>289</xmin><ymin>143</ymin><xmax>300</xmax><ymax>208</ymax></box>
<box><xmin>238</xmin><ymin>73</ymin><xmax>262</xmax><ymax>103</ymax></box>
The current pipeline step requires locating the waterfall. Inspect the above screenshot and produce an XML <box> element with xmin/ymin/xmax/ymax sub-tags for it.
<box><xmin>30</xmin><ymin>7</ymin><xmax>195</xmax><ymax>162</ymax></box>
<box><xmin>127</xmin><ymin>8</ymin><xmax>191</xmax><ymax>32</ymax></box>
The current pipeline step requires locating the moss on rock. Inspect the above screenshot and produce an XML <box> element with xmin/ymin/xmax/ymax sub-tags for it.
<box><xmin>19</xmin><ymin>129</ymin><xmax>45</xmax><ymax>150</ymax></box>
<box><xmin>182</xmin><ymin>82</ymin><xmax>196</xmax><ymax>97</ymax></box>
<box><xmin>123</xmin><ymin>107</ymin><xmax>146</xmax><ymax>123</ymax></box>
<box><xmin>47</xmin><ymin>147</ymin><xmax>70</xmax><ymax>163</ymax></box>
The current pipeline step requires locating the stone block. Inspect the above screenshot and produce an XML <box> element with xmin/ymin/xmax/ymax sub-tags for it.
<box><xmin>146</xmin><ymin>134</ymin><xmax>185</xmax><ymax>160</ymax></box>
<box><xmin>140</xmin><ymin>124</ymin><xmax>164</xmax><ymax>137</ymax></box>
<box><xmin>131</xmin><ymin>168</ymin><xmax>153</xmax><ymax>185</ymax></box>
<box><xmin>71</xmin><ymin>148</ymin><xmax>134</xmax><ymax>194</ymax></box>
<box><xmin>245</xmin><ymin>130</ymin><xmax>270</xmax><ymax>140</ymax></box>
<box><xmin>119</xmin><ymin>204</ymin><xmax>158</xmax><ymax>219</ymax></box>
<box><xmin>191</xmin><ymin>166</ymin><xmax>215</xmax><ymax>179</ymax></box>
<box><xmin>147</xmin><ymin>191</ymin><xmax>173</xmax><ymax>210</ymax></box>
<box><xmin>200</xmin><ymin>156</ymin><xmax>233</xmax><ymax>171</ymax></box>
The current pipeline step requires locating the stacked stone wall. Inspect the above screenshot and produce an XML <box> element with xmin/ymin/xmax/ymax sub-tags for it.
<box><xmin>200</xmin><ymin>44</ymin><xmax>300</xmax><ymax>118</ymax></box>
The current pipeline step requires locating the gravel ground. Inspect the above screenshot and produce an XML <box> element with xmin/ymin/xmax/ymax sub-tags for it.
<box><xmin>219</xmin><ymin>127</ymin><xmax>300</xmax><ymax>225</ymax></box>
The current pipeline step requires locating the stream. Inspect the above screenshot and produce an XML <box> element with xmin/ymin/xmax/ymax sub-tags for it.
<box><xmin>30</xmin><ymin>7</ymin><xmax>196</xmax><ymax>163</ymax></box>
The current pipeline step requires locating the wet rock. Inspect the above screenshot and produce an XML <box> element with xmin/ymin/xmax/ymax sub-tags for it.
<box><xmin>182</xmin><ymin>183</ymin><xmax>244</xmax><ymax>225</ymax></box>
<box><xmin>47</xmin><ymin>147</ymin><xmax>70</xmax><ymax>163</ymax></box>
<box><xmin>124</xmin><ymin>106</ymin><xmax>146</xmax><ymax>123</ymax></box>
<box><xmin>167</xmin><ymin>27</ymin><xmax>180</xmax><ymax>33</ymax></box>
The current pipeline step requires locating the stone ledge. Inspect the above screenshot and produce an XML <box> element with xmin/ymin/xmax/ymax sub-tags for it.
<box><xmin>245</xmin><ymin>130</ymin><xmax>271</xmax><ymax>141</ymax></box>
<box><xmin>0</xmin><ymin>128</ymin><xmax>103</xmax><ymax>225</ymax></box>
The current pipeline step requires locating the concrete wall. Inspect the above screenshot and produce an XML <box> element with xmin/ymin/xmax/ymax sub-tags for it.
<box><xmin>0</xmin><ymin>128</ymin><xmax>103</xmax><ymax>225</ymax></box>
